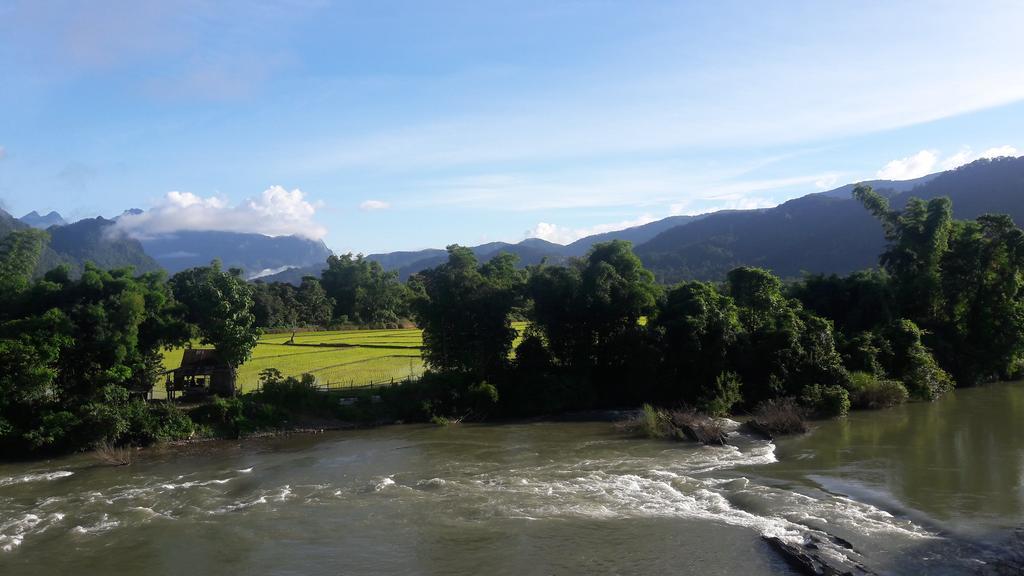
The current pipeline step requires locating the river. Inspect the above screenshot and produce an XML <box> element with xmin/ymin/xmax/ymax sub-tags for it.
<box><xmin>2</xmin><ymin>382</ymin><xmax>1022</xmax><ymax>575</ymax></box>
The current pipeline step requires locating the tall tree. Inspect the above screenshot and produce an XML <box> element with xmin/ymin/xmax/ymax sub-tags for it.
<box><xmin>655</xmin><ymin>281</ymin><xmax>742</xmax><ymax>410</ymax></box>
<box><xmin>413</xmin><ymin>246</ymin><xmax>522</xmax><ymax>378</ymax></box>
<box><xmin>854</xmin><ymin>185</ymin><xmax>953</xmax><ymax>325</ymax></box>
<box><xmin>321</xmin><ymin>253</ymin><xmax>407</xmax><ymax>325</ymax></box>
<box><xmin>0</xmin><ymin>229</ymin><xmax>48</xmax><ymax>315</ymax></box>
<box><xmin>169</xmin><ymin>261</ymin><xmax>260</xmax><ymax>371</ymax></box>
<box><xmin>297</xmin><ymin>276</ymin><xmax>334</xmax><ymax>327</ymax></box>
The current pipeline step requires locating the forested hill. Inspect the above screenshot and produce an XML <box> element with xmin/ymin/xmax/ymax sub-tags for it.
<box><xmin>0</xmin><ymin>211</ymin><xmax>161</xmax><ymax>276</ymax></box>
<box><xmin>636</xmin><ymin>156</ymin><xmax>1024</xmax><ymax>282</ymax></box>
<box><xmin>350</xmin><ymin>214</ymin><xmax>702</xmax><ymax>281</ymax></box>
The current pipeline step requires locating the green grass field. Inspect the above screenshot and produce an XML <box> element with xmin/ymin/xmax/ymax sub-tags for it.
<box><xmin>159</xmin><ymin>322</ymin><xmax>528</xmax><ymax>397</ymax></box>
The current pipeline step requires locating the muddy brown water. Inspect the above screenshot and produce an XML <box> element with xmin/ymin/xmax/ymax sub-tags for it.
<box><xmin>2</xmin><ymin>382</ymin><xmax>1023</xmax><ymax>575</ymax></box>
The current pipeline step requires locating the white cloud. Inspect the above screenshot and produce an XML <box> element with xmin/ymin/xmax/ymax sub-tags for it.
<box><xmin>359</xmin><ymin>200</ymin><xmax>390</xmax><ymax>211</ymax></box>
<box><xmin>876</xmin><ymin>150</ymin><xmax>939</xmax><ymax>180</ymax></box>
<box><xmin>526</xmin><ymin>215</ymin><xmax>658</xmax><ymax>245</ymax></box>
<box><xmin>669</xmin><ymin>197</ymin><xmax>776</xmax><ymax>216</ymax></box>
<box><xmin>879</xmin><ymin>145</ymin><xmax>1020</xmax><ymax>179</ymax></box>
<box><xmin>980</xmin><ymin>145</ymin><xmax>1019</xmax><ymax>159</ymax></box>
<box><xmin>113</xmin><ymin>185</ymin><xmax>326</xmax><ymax>239</ymax></box>
<box><xmin>814</xmin><ymin>175</ymin><xmax>839</xmax><ymax>190</ymax></box>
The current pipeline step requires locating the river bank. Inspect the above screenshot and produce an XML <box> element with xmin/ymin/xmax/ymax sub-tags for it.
<box><xmin>2</xmin><ymin>382</ymin><xmax>1022</xmax><ymax>575</ymax></box>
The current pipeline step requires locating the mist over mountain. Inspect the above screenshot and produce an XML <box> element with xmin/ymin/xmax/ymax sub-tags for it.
<box><xmin>138</xmin><ymin>231</ymin><xmax>333</xmax><ymax>277</ymax></box>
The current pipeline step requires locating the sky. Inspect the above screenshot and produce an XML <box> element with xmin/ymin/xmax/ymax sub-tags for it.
<box><xmin>1</xmin><ymin>0</ymin><xmax>1023</xmax><ymax>254</ymax></box>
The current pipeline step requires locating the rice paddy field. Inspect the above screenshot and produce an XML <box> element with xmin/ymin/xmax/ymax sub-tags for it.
<box><xmin>158</xmin><ymin>322</ymin><xmax>528</xmax><ymax>397</ymax></box>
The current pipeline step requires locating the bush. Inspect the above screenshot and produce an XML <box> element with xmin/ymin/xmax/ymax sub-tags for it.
<box><xmin>618</xmin><ymin>404</ymin><xmax>671</xmax><ymax>439</ymax></box>
<box><xmin>145</xmin><ymin>402</ymin><xmax>196</xmax><ymax>442</ymax></box>
<box><xmin>902</xmin><ymin>359</ymin><xmax>953</xmax><ymax>401</ymax></box>
<box><xmin>847</xmin><ymin>372</ymin><xmax>908</xmax><ymax>410</ymax></box>
<box><xmin>696</xmin><ymin>371</ymin><xmax>742</xmax><ymax>417</ymax></box>
<box><xmin>669</xmin><ymin>410</ymin><xmax>728</xmax><ymax>445</ymax></box>
<box><xmin>750</xmin><ymin>398</ymin><xmax>807</xmax><ymax>436</ymax></box>
<box><xmin>467</xmin><ymin>381</ymin><xmax>499</xmax><ymax>414</ymax></box>
<box><xmin>800</xmin><ymin>383</ymin><xmax>850</xmax><ymax>418</ymax></box>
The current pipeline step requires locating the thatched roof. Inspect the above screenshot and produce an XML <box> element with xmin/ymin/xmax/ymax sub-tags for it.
<box><xmin>171</xmin><ymin>349</ymin><xmax>230</xmax><ymax>375</ymax></box>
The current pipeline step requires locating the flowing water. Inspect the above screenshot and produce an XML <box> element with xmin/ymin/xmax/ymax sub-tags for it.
<box><xmin>2</xmin><ymin>382</ymin><xmax>1023</xmax><ymax>575</ymax></box>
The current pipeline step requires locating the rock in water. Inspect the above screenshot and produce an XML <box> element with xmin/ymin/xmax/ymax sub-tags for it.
<box><xmin>763</xmin><ymin>535</ymin><xmax>876</xmax><ymax>576</ymax></box>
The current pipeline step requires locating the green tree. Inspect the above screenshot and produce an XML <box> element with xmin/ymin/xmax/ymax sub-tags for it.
<box><xmin>727</xmin><ymin>267</ymin><xmax>849</xmax><ymax>404</ymax></box>
<box><xmin>854</xmin><ymin>185</ymin><xmax>953</xmax><ymax>325</ymax></box>
<box><xmin>297</xmin><ymin>277</ymin><xmax>334</xmax><ymax>327</ymax></box>
<box><xmin>413</xmin><ymin>246</ymin><xmax>522</xmax><ymax>378</ymax></box>
<box><xmin>321</xmin><ymin>253</ymin><xmax>408</xmax><ymax>326</ymax></box>
<box><xmin>655</xmin><ymin>281</ymin><xmax>741</xmax><ymax>406</ymax></box>
<box><xmin>0</xmin><ymin>229</ymin><xmax>48</xmax><ymax>315</ymax></box>
<box><xmin>937</xmin><ymin>214</ymin><xmax>1024</xmax><ymax>384</ymax></box>
<box><xmin>169</xmin><ymin>261</ymin><xmax>260</xmax><ymax>372</ymax></box>
<box><xmin>529</xmin><ymin>240</ymin><xmax>660</xmax><ymax>369</ymax></box>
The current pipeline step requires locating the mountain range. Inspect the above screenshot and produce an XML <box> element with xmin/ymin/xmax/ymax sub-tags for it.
<box><xmin>3</xmin><ymin>156</ymin><xmax>1022</xmax><ymax>284</ymax></box>
<box><xmin>19</xmin><ymin>210</ymin><xmax>68</xmax><ymax>229</ymax></box>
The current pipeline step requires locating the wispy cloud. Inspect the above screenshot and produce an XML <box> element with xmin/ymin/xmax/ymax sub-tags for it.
<box><xmin>112</xmin><ymin>186</ymin><xmax>326</xmax><ymax>239</ymax></box>
<box><xmin>877</xmin><ymin>145</ymin><xmax>1020</xmax><ymax>180</ymax></box>
<box><xmin>359</xmin><ymin>200</ymin><xmax>391</xmax><ymax>211</ymax></box>
<box><xmin>0</xmin><ymin>0</ymin><xmax>320</xmax><ymax>100</ymax></box>
<box><xmin>525</xmin><ymin>215</ymin><xmax>659</xmax><ymax>245</ymax></box>
<box><xmin>405</xmin><ymin>164</ymin><xmax>838</xmax><ymax>215</ymax></box>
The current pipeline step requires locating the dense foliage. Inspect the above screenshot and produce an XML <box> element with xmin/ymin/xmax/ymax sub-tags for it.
<box><xmin>4</xmin><ymin>181</ymin><xmax>1024</xmax><ymax>457</ymax></box>
<box><xmin>410</xmin><ymin>192</ymin><xmax>1024</xmax><ymax>423</ymax></box>
<box><xmin>320</xmin><ymin>253</ymin><xmax>411</xmax><ymax>327</ymax></box>
<box><xmin>0</xmin><ymin>231</ymin><xmax>197</xmax><ymax>455</ymax></box>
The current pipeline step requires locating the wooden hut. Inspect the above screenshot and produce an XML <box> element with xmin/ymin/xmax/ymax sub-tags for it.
<box><xmin>165</xmin><ymin>349</ymin><xmax>235</xmax><ymax>399</ymax></box>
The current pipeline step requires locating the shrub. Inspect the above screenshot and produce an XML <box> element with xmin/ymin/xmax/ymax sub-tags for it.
<box><xmin>259</xmin><ymin>376</ymin><xmax>319</xmax><ymax>410</ymax></box>
<box><xmin>800</xmin><ymin>383</ymin><xmax>850</xmax><ymax>418</ymax></box>
<box><xmin>21</xmin><ymin>410</ymin><xmax>80</xmax><ymax>451</ymax></box>
<box><xmin>669</xmin><ymin>409</ymin><xmax>728</xmax><ymax>445</ymax></box>
<box><xmin>750</xmin><ymin>398</ymin><xmax>807</xmax><ymax>436</ymax></box>
<box><xmin>466</xmin><ymin>381</ymin><xmax>499</xmax><ymax>416</ymax></box>
<box><xmin>883</xmin><ymin>319</ymin><xmax>953</xmax><ymax>401</ymax></box>
<box><xmin>145</xmin><ymin>402</ymin><xmax>196</xmax><ymax>442</ymax></box>
<box><xmin>902</xmin><ymin>359</ymin><xmax>953</xmax><ymax>401</ymax></box>
<box><xmin>618</xmin><ymin>404</ymin><xmax>671</xmax><ymax>439</ymax></box>
<box><xmin>696</xmin><ymin>371</ymin><xmax>742</xmax><ymax>417</ymax></box>
<box><xmin>847</xmin><ymin>372</ymin><xmax>908</xmax><ymax>410</ymax></box>
<box><xmin>94</xmin><ymin>440</ymin><xmax>133</xmax><ymax>466</ymax></box>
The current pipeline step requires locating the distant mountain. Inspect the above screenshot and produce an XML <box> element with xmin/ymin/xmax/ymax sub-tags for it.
<box><xmin>564</xmin><ymin>215</ymin><xmax>698</xmax><ymax>256</ymax></box>
<box><xmin>47</xmin><ymin>217</ymin><xmax>161</xmax><ymax>275</ymax></box>
<box><xmin>0</xmin><ymin>209</ymin><xmax>160</xmax><ymax>276</ymax></box>
<box><xmin>138</xmin><ymin>231</ymin><xmax>333</xmax><ymax>277</ymax></box>
<box><xmin>635</xmin><ymin>156</ymin><xmax>1024</xmax><ymax>283</ymax></box>
<box><xmin>356</xmin><ymin>214</ymin><xmax>702</xmax><ymax>280</ymax></box>
<box><xmin>816</xmin><ymin>173</ymin><xmax>938</xmax><ymax>199</ymax></box>
<box><xmin>366</xmin><ymin>248</ymin><xmax>447</xmax><ymax>271</ymax></box>
<box><xmin>19</xmin><ymin>210</ymin><xmax>67</xmax><ymax>229</ymax></box>
<box><xmin>0</xmin><ymin>207</ymin><xmax>23</xmax><ymax>238</ymax></box>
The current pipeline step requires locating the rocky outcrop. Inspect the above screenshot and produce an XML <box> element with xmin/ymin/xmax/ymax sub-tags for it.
<box><xmin>763</xmin><ymin>534</ymin><xmax>875</xmax><ymax>576</ymax></box>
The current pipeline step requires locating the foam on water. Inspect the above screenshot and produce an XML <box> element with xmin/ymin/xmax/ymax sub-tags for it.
<box><xmin>0</xmin><ymin>471</ymin><xmax>74</xmax><ymax>488</ymax></box>
<box><xmin>0</xmin><ymin>428</ymin><xmax>935</xmax><ymax>566</ymax></box>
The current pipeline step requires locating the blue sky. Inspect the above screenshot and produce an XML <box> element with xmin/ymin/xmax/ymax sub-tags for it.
<box><xmin>1</xmin><ymin>0</ymin><xmax>1023</xmax><ymax>254</ymax></box>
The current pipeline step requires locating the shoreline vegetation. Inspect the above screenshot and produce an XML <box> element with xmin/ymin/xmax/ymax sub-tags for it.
<box><xmin>4</xmin><ymin>185</ymin><xmax>1024</xmax><ymax>461</ymax></box>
